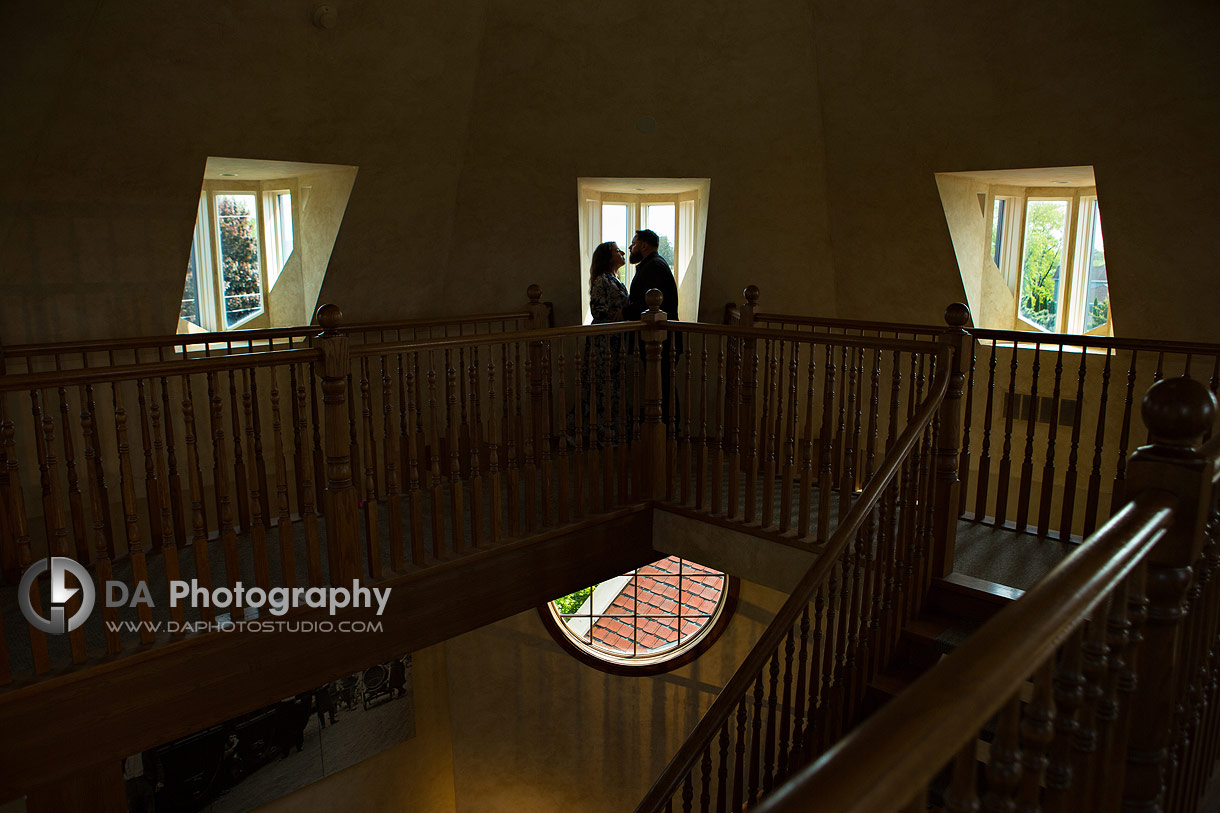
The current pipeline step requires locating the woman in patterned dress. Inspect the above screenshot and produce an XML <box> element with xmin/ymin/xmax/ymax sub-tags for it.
<box><xmin>584</xmin><ymin>242</ymin><xmax>629</xmax><ymax>445</ymax></box>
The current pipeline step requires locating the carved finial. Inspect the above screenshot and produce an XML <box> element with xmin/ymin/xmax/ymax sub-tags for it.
<box><xmin>944</xmin><ymin>302</ymin><xmax>971</xmax><ymax>328</ymax></box>
<box><xmin>315</xmin><ymin>304</ymin><xmax>343</xmax><ymax>333</ymax></box>
<box><xmin>744</xmin><ymin>285</ymin><xmax>760</xmax><ymax>306</ymax></box>
<box><xmin>1141</xmin><ymin>376</ymin><xmax>1216</xmax><ymax>448</ymax></box>
<box><xmin>527</xmin><ymin>284</ymin><xmax>542</xmax><ymax>305</ymax></box>
<box><xmin>646</xmin><ymin>289</ymin><xmax>664</xmax><ymax>312</ymax></box>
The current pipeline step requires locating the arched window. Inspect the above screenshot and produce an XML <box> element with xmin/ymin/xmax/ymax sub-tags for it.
<box><xmin>540</xmin><ymin>556</ymin><xmax>737</xmax><ymax>675</ymax></box>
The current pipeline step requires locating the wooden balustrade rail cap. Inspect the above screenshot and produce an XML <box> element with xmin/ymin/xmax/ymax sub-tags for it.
<box><xmin>756</xmin><ymin>491</ymin><xmax>1178</xmax><ymax>813</ymax></box>
<box><xmin>0</xmin><ymin>347</ymin><xmax>322</xmax><ymax>392</ymax></box>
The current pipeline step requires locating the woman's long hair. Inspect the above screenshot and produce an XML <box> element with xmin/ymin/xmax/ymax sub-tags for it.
<box><xmin>589</xmin><ymin>241</ymin><xmax>619</xmax><ymax>286</ymax></box>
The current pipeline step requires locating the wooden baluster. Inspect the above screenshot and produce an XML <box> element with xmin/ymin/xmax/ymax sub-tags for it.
<box><xmin>572</xmin><ymin>346</ymin><xmax>588</xmax><ymax>519</ymax></box>
<box><xmin>716</xmin><ymin>719</ymin><xmax>730</xmax><ymax>813</ymax></box>
<box><xmin>831</xmin><ymin>544</ymin><xmax>854</xmax><ymax>741</ymax></box>
<box><xmin>4</xmin><ymin>396</ymin><xmax>51</xmax><ymax>671</ymax></box>
<box><xmin>983</xmin><ymin>695</ymin><xmax>1024</xmax><ymax>811</ymax></box>
<box><xmin>617</xmin><ymin>336</ymin><xmax>631</xmax><ymax>506</ymax></box>
<box><xmin>748</xmin><ymin>673</ymin><xmax>764</xmax><ymax>805</ymax></box>
<box><xmin>732</xmin><ymin>697</ymin><xmax>747</xmax><ymax>813</ymax></box>
<box><xmin>747</xmin><ymin>339</ymin><xmax>767</xmax><ymax>525</ymax></box>
<box><xmin>852</xmin><ymin>518</ymin><xmax>877</xmax><ymax>721</ymax></box>
<box><xmin>839</xmin><ymin>346</ymin><xmax>860</xmax><ymax>523</ymax></box>
<box><xmin>817</xmin><ymin>345</ymin><xmax>835</xmax><ymax>545</ymax></box>
<box><xmin>600</xmin><ymin>340</ymin><xmax>615</xmax><ymax>510</ymax></box>
<box><xmin>780</xmin><ymin>343</ymin><xmax>799</xmax><ymax>533</ymax></box>
<box><xmin>555</xmin><ymin>348</ymin><xmax>571</xmax><ymax>526</ymax></box>
<box><xmin>1110</xmin><ymin>350</ymin><xmax>1139</xmax><ymax>513</ymax></box>
<box><xmin>877</xmin><ymin>477</ymin><xmax>899</xmax><ymax>668</ymax></box>
<box><xmin>668</xmin><ymin>339</ymin><xmax>679</xmax><ymax>502</ymax></box>
<box><xmin>789</xmin><ymin>606</ymin><xmax>812</xmax><ymax>771</ymax></box>
<box><xmin>712</xmin><ymin>339</ymin><xmax>717</xmax><ymax>515</ymax></box>
<box><xmin>1059</xmin><ymin>348</ymin><xmax>1089</xmax><ymax>540</ymax></box>
<box><xmin>180</xmin><ymin>376</ymin><xmax>215</xmax><ymax>618</ymax></box>
<box><xmin>77</xmin><ymin>388</ymin><xmax>125</xmax><ymax>650</ymax></box>
<box><xmin>1015</xmin><ymin>342</ymin><xmax>1041</xmax><ymax>532</ymax></box>
<box><xmin>294</xmin><ymin>367</ymin><xmax>323</xmax><ymax>585</ymax></box>
<box><xmin>521</xmin><ymin>349</ymin><xmax>538</xmax><ymax>529</ymax></box>
<box><xmin>447</xmin><ymin>351</ymin><xmax>468</xmax><ymax>549</ymax></box>
<box><xmin>381</xmin><ymin>357</ymin><xmax>404</xmax><ymax>569</ymax></box>
<box><xmin>681</xmin><ymin>340</ymin><xmax>694</xmax><ymax>507</ymax></box>
<box><xmin>798</xmin><ymin>344</ymin><xmax>816</xmax><ymax>539</ymax></box>
<box><xmin>699</xmin><ymin>743</ymin><xmax>712</xmax><ymax>813</ymax></box>
<box><xmin>486</xmin><ymin>355</ymin><xmax>504</xmax><ymax>543</ymax></box>
<box><xmin>995</xmin><ymin>339</ymin><xmax>1019</xmax><ymax>528</ymax></box>
<box><xmin>778</xmin><ymin>626</ymin><xmax>796</xmax><ymax>780</ymax></box>
<box><xmin>208</xmin><ymin>372</ymin><xmax>242</xmax><ymax>592</ymax></box>
<box><xmin>696</xmin><ymin>336</ymin><xmax>708</xmax><ymax>511</ymax></box>
<box><xmin>250</xmin><ymin>367</ymin><xmax>273</xmax><ymax>531</ymax></box>
<box><xmin>1014</xmin><ymin>659</ymin><xmax>1056</xmax><ymax>813</ymax></box>
<box><xmin>506</xmin><ymin>352</ymin><xmax>524</xmax><ymax>532</ymax></box>
<box><xmin>135</xmin><ymin>378</ymin><xmax>163</xmax><ymax>552</ymax></box>
<box><xmin>112</xmin><ymin>383</ymin><xmax>156</xmax><ymax>644</ymax></box>
<box><xmin>358</xmin><ymin>358</ymin><xmax>381</xmax><ymax>577</ymax></box>
<box><xmin>586</xmin><ymin>343</ymin><xmax>603</xmax><ymax>513</ymax></box>
<box><xmin>681</xmin><ymin>772</ymin><xmax>694</xmax><ymax>813</ymax></box>
<box><xmin>817</xmin><ymin>558</ymin><xmax>840</xmax><ymax>754</ymax></box>
<box><xmin>290</xmin><ymin>361</ymin><xmax>307</xmax><ymax>519</ymax></box>
<box><xmin>943</xmin><ymin>740</ymin><xmax>980</xmax><ymax>813</ymax></box>
<box><xmin>833</xmin><ymin>345</ymin><xmax>848</xmax><ymax>489</ymax></box>
<box><xmin>1083</xmin><ymin>349</ymin><xmax>1114</xmax><ymax>535</ymax></box>
<box><xmin>239</xmin><ymin>376</ymin><xmax>271</xmax><ymax>593</ymax></box>
<box><xmin>726</xmin><ymin>337</ymin><xmax>743</xmax><ymax>521</ymax></box>
<box><xmin>149</xmin><ymin>381</ymin><xmax>184</xmax><ymax>628</ymax></box>
<box><xmin>1045</xmin><ymin>627</ymin><xmax>1085</xmax><ymax>812</ymax></box>
<box><xmin>958</xmin><ymin>339</ymin><xmax>976</xmax><ymax>516</ymax></box>
<box><xmin>467</xmin><ymin>359</ymin><xmax>485</xmax><ymax>546</ymax></box>
<box><xmin>55</xmin><ymin>381</ymin><xmax>88</xmax><ymax>563</ymax></box>
<box><xmin>157</xmin><ymin>372</ymin><xmax>187</xmax><ymax>547</ymax></box>
<box><xmin>32</xmin><ymin>389</ymin><xmax>88</xmax><ymax>661</ymax></box>
<box><xmin>83</xmin><ymin>377</ymin><xmax>116</xmax><ymax>558</ymax></box>
<box><xmin>886</xmin><ymin>346</ymin><xmax>903</xmax><ymax>453</ymax></box>
<box><xmin>309</xmin><ymin>360</ymin><xmax>326</xmax><ymax>519</ymax></box>
<box><xmin>762</xmin><ymin>650</ymin><xmax>780</xmax><ymax>793</ymax></box>
<box><xmin>1069</xmin><ymin>603</ymin><xmax>1111</xmax><ymax>807</ymax></box>
<box><xmin>1037</xmin><ymin>344</ymin><xmax>1065</xmax><ymax>536</ymax></box>
<box><xmin>268</xmin><ymin>367</ymin><xmax>298</xmax><ymax>587</ymax></box>
<box><xmin>806</xmin><ymin>583</ymin><xmax>827</xmax><ymax>757</ymax></box>
<box><xmin>426</xmin><ymin>354</ymin><xmax>446</xmax><ymax>557</ymax></box>
<box><xmin>229</xmin><ymin>368</ymin><xmax>250</xmax><ymax>531</ymax></box>
<box><xmin>345</xmin><ymin>370</ymin><xmax>362</xmax><ymax>509</ymax></box>
<box><xmin>403</xmin><ymin>356</ymin><xmax>426</xmax><ymax>564</ymax></box>
<box><xmin>539</xmin><ymin>345</ymin><xmax>556</xmax><ymax>526</ymax></box>
<box><xmin>974</xmin><ymin>339</ymin><xmax>998</xmax><ymax>522</ymax></box>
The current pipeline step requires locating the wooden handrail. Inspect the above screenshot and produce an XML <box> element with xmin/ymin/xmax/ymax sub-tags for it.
<box><xmin>0</xmin><ymin>347</ymin><xmax>322</xmax><ymax>392</ymax></box>
<box><xmin>671</xmin><ymin>320</ymin><xmax>943</xmax><ymax>355</ymax></box>
<box><xmin>755</xmin><ymin>490</ymin><xmax>1177</xmax><ymax>813</ymax></box>
<box><xmin>350</xmin><ymin>321</ymin><xmax>642</xmax><ymax>357</ymax></box>
<box><xmin>635</xmin><ymin>342</ymin><xmax>953</xmax><ymax>812</ymax></box>
<box><xmin>2</xmin><ymin>311</ymin><xmax>533</xmax><ymax>360</ymax></box>
<box><xmin>753</xmin><ymin>311</ymin><xmax>942</xmax><ymax>336</ymax></box>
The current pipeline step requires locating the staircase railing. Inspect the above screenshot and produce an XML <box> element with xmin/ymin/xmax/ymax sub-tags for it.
<box><xmin>734</xmin><ymin>286</ymin><xmax>1220</xmax><ymax>547</ymax></box>
<box><xmin>635</xmin><ymin>330</ymin><xmax>954</xmax><ymax>811</ymax></box>
<box><xmin>758</xmin><ymin>376</ymin><xmax>1220</xmax><ymax>813</ymax></box>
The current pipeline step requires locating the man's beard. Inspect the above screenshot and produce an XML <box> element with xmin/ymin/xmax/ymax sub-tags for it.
<box><xmin>629</xmin><ymin>250</ymin><xmax>643</xmax><ymax>264</ymax></box>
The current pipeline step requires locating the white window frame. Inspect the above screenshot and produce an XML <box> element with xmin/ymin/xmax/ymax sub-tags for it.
<box><xmin>991</xmin><ymin>185</ymin><xmax>1110</xmax><ymax>336</ymax></box>
<box><xmin>181</xmin><ymin>181</ymin><xmax>298</xmax><ymax>332</ymax></box>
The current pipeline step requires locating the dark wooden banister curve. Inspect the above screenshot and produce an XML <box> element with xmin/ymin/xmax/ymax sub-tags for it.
<box><xmin>634</xmin><ymin>341</ymin><xmax>953</xmax><ymax>813</ymax></box>
<box><xmin>754</xmin><ymin>490</ymin><xmax>1177</xmax><ymax>813</ymax></box>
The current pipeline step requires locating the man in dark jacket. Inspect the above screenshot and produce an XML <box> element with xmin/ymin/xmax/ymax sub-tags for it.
<box><xmin>622</xmin><ymin>229</ymin><xmax>681</xmax><ymax>425</ymax></box>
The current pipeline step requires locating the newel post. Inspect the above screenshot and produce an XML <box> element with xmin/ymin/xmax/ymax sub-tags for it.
<box><xmin>1121</xmin><ymin>376</ymin><xmax>1216</xmax><ymax>811</ymax></box>
<box><xmin>930</xmin><ymin>302</ymin><xmax>970</xmax><ymax>579</ymax></box>
<box><xmin>315</xmin><ymin>304</ymin><xmax>361</xmax><ymax>585</ymax></box>
<box><xmin>641</xmin><ymin>289</ymin><xmax>669</xmax><ymax>498</ymax></box>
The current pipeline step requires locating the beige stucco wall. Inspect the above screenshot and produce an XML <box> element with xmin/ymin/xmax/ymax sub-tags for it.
<box><xmin>809</xmin><ymin>1</ymin><xmax>1219</xmax><ymax>342</ymax></box>
<box><xmin>442</xmin><ymin>579</ymin><xmax>785</xmax><ymax>813</ymax></box>
<box><xmin>260</xmin><ymin>642</ymin><xmax>458</xmax><ymax>813</ymax></box>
